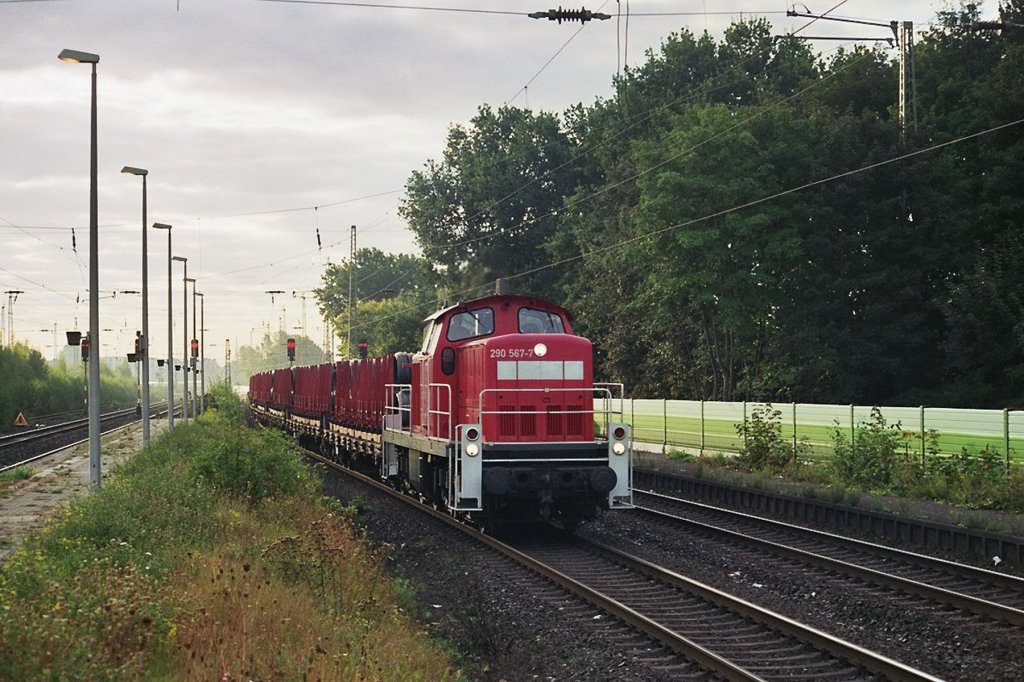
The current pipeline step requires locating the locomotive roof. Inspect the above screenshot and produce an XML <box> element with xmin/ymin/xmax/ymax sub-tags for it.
<box><xmin>423</xmin><ymin>294</ymin><xmax>570</xmax><ymax>323</ymax></box>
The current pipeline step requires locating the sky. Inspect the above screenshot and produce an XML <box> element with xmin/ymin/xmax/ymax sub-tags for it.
<box><xmin>0</xmin><ymin>0</ymin><xmax>957</xmax><ymax>366</ymax></box>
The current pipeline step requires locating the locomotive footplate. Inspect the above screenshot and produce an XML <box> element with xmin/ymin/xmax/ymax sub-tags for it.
<box><xmin>479</xmin><ymin>442</ymin><xmax>621</xmax><ymax>509</ymax></box>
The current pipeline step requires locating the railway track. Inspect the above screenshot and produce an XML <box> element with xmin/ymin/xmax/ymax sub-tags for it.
<box><xmin>0</xmin><ymin>403</ymin><xmax>169</xmax><ymax>473</ymax></box>
<box><xmin>633</xmin><ymin>468</ymin><xmax>1024</xmax><ymax>567</ymax></box>
<box><xmin>304</xmin><ymin>448</ymin><xmax>939</xmax><ymax>681</ymax></box>
<box><xmin>632</xmin><ymin>489</ymin><xmax>1024</xmax><ymax>627</ymax></box>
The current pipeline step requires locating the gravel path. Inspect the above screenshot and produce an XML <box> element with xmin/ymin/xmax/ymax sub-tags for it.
<box><xmin>0</xmin><ymin>419</ymin><xmax>159</xmax><ymax>562</ymax></box>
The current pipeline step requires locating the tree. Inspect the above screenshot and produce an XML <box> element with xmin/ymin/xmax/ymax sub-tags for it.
<box><xmin>234</xmin><ymin>332</ymin><xmax>324</xmax><ymax>382</ymax></box>
<box><xmin>315</xmin><ymin>248</ymin><xmax>435</xmax><ymax>358</ymax></box>
<box><xmin>400</xmin><ymin>104</ymin><xmax>579</xmax><ymax>299</ymax></box>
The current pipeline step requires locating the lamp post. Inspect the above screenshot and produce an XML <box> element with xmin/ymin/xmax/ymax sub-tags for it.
<box><xmin>188</xmin><ymin>278</ymin><xmax>197</xmax><ymax>419</ymax></box>
<box><xmin>121</xmin><ymin>166</ymin><xmax>151</xmax><ymax>445</ymax></box>
<box><xmin>59</xmin><ymin>47</ymin><xmax>102</xmax><ymax>488</ymax></box>
<box><xmin>153</xmin><ymin>223</ymin><xmax>174</xmax><ymax>429</ymax></box>
<box><xmin>115</xmin><ymin>290</ymin><xmax>141</xmax><ymax>413</ymax></box>
<box><xmin>172</xmin><ymin>256</ymin><xmax>188</xmax><ymax>424</ymax></box>
<box><xmin>196</xmin><ymin>292</ymin><xmax>205</xmax><ymax>413</ymax></box>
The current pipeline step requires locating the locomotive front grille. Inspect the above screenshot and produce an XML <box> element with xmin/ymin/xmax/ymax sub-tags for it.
<box><xmin>567</xmin><ymin>404</ymin><xmax>583</xmax><ymax>438</ymax></box>
<box><xmin>546</xmin><ymin>405</ymin><xmax>563</xmax><ymax>436</ymax></box>
<box><xmin>519</xmin><ymin>405</ymin><xmax>537</xmax><ymax>437</ymax></box>
<box><xmin>500</xmin><ymin>411</ymin><xmax>516</xmax><ymax>438</ymax></box>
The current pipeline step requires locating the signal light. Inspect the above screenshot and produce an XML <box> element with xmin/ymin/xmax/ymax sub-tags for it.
<box><xmin>358</xmin><ymin>339</ymin><xmax>368</xmax><ymax>359</ymax></box>
<box><xmin>191</xmin><ymin>338</ymin><xmax>199</xmax><ymax>358</ymax></box>
<box><xmin>287</xmin><ymin>337</ymin><xmax>296</xmax><ymax>361</ymax></box>
<box><xmin>134</xmin><ymin>336</ymin><xmax>141</xmax><ymax>354</ymax></box>
<box><xmin>81</xmin><ymin>336</ymin><xmax>90</xmax><ymax>361</ymax></box>
<box><xmin>613</xmin><ymin>426</ymin><xmax>626</xmax><ymax>440</ymax></box>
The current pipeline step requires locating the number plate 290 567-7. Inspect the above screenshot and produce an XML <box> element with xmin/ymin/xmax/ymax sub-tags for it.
<box><xmin>489</xmin><ymin>348</ymin><xmax>533</xmax><ymax>359</ymax></box>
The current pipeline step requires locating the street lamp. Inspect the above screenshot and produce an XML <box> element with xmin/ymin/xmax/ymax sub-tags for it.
<box><xmin>114</xmin><ymin>291</ymin><xmax>141</xmax><ymax>415</ymax></box>
<box><xmin>59</xmin><ymin>47</ymin><xmax>102</xmax><ymax>488</ymax></box>
<box><xmin>172</xmin><ymin>255</ymin><xmax>188</xmax><ymax>424</ymax></box>
<box><xmin>122</xmin><ymin>165</ymin><xmax>152</xmax><ymax>445</ymax></box>
<box><xmin>196</xmin><ymin>292</ymin><xmax>206</xmax><ymax>414</ymax></box>
<box><xmin>153</xmin><ymin>223</ymin><xmax>174</xmax><ymax>429</ymax></box>
<box><xmin>188</xmin><ymin>278</ymin><xmax>197</xmax><ymax>419</ymax></box>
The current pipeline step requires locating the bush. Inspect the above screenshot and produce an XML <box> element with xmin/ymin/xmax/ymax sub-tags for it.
<box><xmin>185</xmin><ymin>412</ymin><xmax>307</xmax><ymax>504</ymax></box>
<box><xmin>735</xmin><ymin>403</ymin><xmax>804</xmax><ymax>471</ymax></box>
<box><xmin>0</xmin><ymin>345</ymin><xmax>139</xmax><ymax>431</ymax></box>
<box><xmin>203</xmin><ymin>381</ymin><xmax>245</xmax><ymax>423</ymax></box>
<box><xmin>830</xmin><ymin>407</ymin><xmax>904</xmax><ymax>488</ymax></box>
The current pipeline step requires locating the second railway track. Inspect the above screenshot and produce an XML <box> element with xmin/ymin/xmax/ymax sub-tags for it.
<box><xmin>0</xmin><ymin>403</ymin><xmax>169</xmax><ymax>473</ymax></box>
<box><xmin>630</xmin><ymin>488</ymin><xmax>1024</xmax><ymax>626</ymax></box>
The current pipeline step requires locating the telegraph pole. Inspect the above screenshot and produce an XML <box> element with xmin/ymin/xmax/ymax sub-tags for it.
<box><xmin>784</xmin><ymin>10</ymin><xmax>916</xmax><ymax>143</ymax></box>
<box><xmin>898</xmin><ymin>21</ymin><xmax>918</xmax><ymax>144</ymax></box>
<box><xmin>348</xmin><ymin>225</ymin><xmax>356</xmax><ymax>359</ymax></box>
<box><xmin>224</xmin><ymin>339</ymin><xmax>231</xmax><ymax>385</ymax></box>
<box><xmin>4</xmin><ymin>291</ymin><xmax>24</xmax><ymax>346</ymax></box>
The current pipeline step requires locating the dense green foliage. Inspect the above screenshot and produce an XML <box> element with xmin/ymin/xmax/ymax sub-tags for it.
<box><xmin>0</xmin><ymin>344</ymin><xmax>138</xmax><ymax>431</ymax></box>
<box><xmin>315</xmin><ymin>247</ymin><xmax>441</xmax><ymax>356</ymax></box>
<box><xmin>735</xmin><ymin>403</ymin><xmax>805</xmax><ymax>470</ymax></box>
<box><xmin>396</xmin><ymin>3</ymin><xmax>1024</xmax><ymax>407</ymax></box>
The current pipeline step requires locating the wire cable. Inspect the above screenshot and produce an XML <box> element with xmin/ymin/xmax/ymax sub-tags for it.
<box><xmin>344</xmin><ymin>116</ymin><xmax>1024</xmax><ymax>334</ymax></box>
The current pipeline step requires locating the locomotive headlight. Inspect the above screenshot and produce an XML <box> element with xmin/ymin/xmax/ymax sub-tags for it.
<box><xmin>533</xmin><ymin>343</ymin><xmax>548</xmax><ymax>357</ymax></box>
<box><xmin>465</xmin><ymin>443</ymin><xmax>480</xmax><ymax>457</ymax></box>
<box><xmin>612</xmin><ymin>442</ymin><xmax>626</xmax><ymax>455</ymax></box>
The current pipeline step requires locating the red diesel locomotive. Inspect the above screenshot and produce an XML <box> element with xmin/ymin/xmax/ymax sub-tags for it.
<box><xmin>248</xmin><ymin>294</ymin><xmax>633</xmax><ymax>528</ymax></box>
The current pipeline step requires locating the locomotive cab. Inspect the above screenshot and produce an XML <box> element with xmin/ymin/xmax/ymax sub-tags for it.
<box><xmin>398</xmin><ymin>294</ymin><xmax>632</xmax><ymax>528</ymax></box>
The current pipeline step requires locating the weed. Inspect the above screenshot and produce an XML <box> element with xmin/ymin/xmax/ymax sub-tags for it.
<box><xmin>735</xmin><ymin>403</ymin><xmax>806</xmax><ymax>471</ymax></box>
<box><xmin>830</xmin><ymin>407</ymin><xmax>903</xmax><ymax>488</ymax></box>
<box><xmin>0</xmin><ymin>466</ymin><xmax>32</xmax><ymax>483</ymax></box>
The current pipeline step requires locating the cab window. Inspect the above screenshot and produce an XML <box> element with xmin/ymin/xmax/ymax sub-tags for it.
<box><xmin>446</xmin><ymin>308</ymin><xmax>494</xmax><ymax>341</ymax></box>
<box><xmin>421</xmin><ymin>321</ymin><xmax>443</xmax><ymax>353</ymax></box>
<box><xmin>518</xmin><ymin>308</ymin><xmax>565</xmax><ymax>334</ymax></box>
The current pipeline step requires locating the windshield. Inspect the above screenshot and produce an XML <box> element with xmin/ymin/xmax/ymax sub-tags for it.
<box><xmin>518</xmin><ymin>308</ymin><xmax>565</xmax><ymax>334</ymax></box>
<box><xmin>447</xmin><ymin>308</ymin><xmax>494</xmax><ymax>341</ymax></box>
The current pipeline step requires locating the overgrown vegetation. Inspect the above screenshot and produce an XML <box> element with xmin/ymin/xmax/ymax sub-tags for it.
<box><xmin>722</xmin><ymin>405</ymin><xmax>1024</xmax><ymax>515</ymax></box>
<box><xmin>0</xmin><ymin>385</ymin><xmax>456</xmax><ymax>680</ymax></box>
<box><xmin>0</xmin><ymin>343</ymin><xmax>138</xmax><ymax>432</ymax></box>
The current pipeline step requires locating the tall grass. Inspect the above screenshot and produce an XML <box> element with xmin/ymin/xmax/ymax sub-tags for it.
<box><xmin>0</xmin><ymin>388</ymin><xmax>456</xmax><ymax>680</ymax></box>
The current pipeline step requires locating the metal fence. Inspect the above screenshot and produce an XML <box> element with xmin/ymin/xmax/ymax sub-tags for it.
<box><xmin>620</xmin><ymin>399</ymin><xmax>1024</xmax><ymax>466</ymax></box>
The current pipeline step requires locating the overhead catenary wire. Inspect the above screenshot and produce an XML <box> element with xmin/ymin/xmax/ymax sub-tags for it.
<box><xmin>6</xmin><ymin>3</ymin><xmax>941</xmax><ymax>350</ymax></box>
<box><xmin>255</xmin><ymin>0</ymin><xmax>787</xmax><ymax>18</ymax></box>
<box><xmin>344</xmin><ymin>116</ymin><xmax>1024</xmax><ymax>335</ymax></box>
